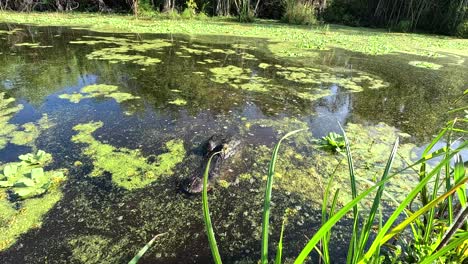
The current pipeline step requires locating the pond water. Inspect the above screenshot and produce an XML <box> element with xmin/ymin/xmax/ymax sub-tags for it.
<box><xmin>0</xmin><ymin>24</ymin><xmax>467</xmax><ymax>263</ymax></box>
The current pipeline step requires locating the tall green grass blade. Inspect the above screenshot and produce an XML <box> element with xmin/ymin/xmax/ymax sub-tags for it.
<box><xmin>453</xmin><ymin>154</ymin><xmax>466</xmax><ymax>207</ymax></box>
<box><xmin>275</xmin><ymin>213</ymin><xmax>287</xmax><ymax>264</ymax></box>
<box><xmin>320</xmin><ymin>161</ymin><xmax>342</xmax><ymax>264</ymax></box>
<box><xmin>294</xmin><ymin>142</ymin><xmax>467</xmax><ymax>264</ymax></box>
<box><xmin>420</xmin><ymin>232</ymin><xmax>468</xmax><ymax>264</ymax></box>
<box><xmin>445</xmin><ymin>121</ymin><xmax>455</xmax><ymax>224</ymax></box>
<box><xmin>202</xmin><ymin>151</ymin><xmax>223</xmax><ymax>264</ymax></box>
<box><xmin>424</xmin><ymin>170</ymin><xmax>441</xmax><ymax>244</ymax></box>
<box><xmin>383</xmin><ymin>177</ymin><xmax>468</xmax><ymax>241</ymax></box>
<box><xmin>338</xmin><ymin>123</ymin><xmax>359</xmax><ymax>264</ymax></box>
<box><xmin>361</xmin><ymin>175</ymin><xmax>468</xmax><ymax>262</ymax></box>
<box><xmin>261</xmin><ymin>129</ymin><xmax>306</xmax><ymax>264</ymax></box>
<box><xmin>357</xmin><ymin>138</ymin><xmax>399</xmax><ymax>259</ymax></box>
<box><xmin>128</xmin><ymin>233</ymin><xmax>167</xmax><ymax>264</ymax></box>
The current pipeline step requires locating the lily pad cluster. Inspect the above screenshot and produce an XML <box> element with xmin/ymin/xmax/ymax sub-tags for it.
<box><xmin>58</xmin><ymin>84</ymin><xmax>140</xmax><ymax>104</ymax></box>
<box><xmin>0</xmin><ymin>92</ymin><xmax>53</xmax><ymax>150</ymax></box>
<box><xmin>0</xmin><ymin>150</ymin><xmax>64</xmax><ymax>199</ymax></box>
<box><xmin>71</xmin><ymin>36</ymin><xmax>172</xmax><ymax>66</ymax></box>
<box><xmin>72</xmin><ymin>121</ymin><xmax>186</xmax><ymax>190</ymax></box>
<box><xmin>0</xmin><ymin>151</ymin><xmax>67</xmax><ymax>251</ymax></box>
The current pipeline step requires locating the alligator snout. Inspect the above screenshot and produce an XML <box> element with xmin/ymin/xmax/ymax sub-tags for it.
<box><xmin>181</xmin><ymin>135</ymin><xmax>240</xmax><ymax>194</ymax></box>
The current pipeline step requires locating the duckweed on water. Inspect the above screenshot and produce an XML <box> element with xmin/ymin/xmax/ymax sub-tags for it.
<box><xmin>408</xmin><ymin>60</ymin><xmax>443</xmax><ymax>70</ymax></box>
<box><xmin>0</xmin><ymin>151</ymin><xmax>67</xmax><ymax>251</ymax></box>
<box><xmin>276</xmin><ymin>66</ymin><xmax>389</xmax><ymax>92</ymax></box>
<box><xmin>59</xmin><ymin>84</ymin><xmax>139</xmax><ymax>104</ymax></box>
<box><xmin>208</xmin><ymin>65</ymin><xmax>276</xmax><ymax>92</ymax></box>
<box><xmin>69</xmin><ymin>235</ymin><xmax>130</xmax><ymax>264</ymax></box>
<box><xmin>0</xmin><ymin>93</ymin><xmax>53</xmax><ymax>150</ymax></box>
<box><xmin>70</xmin><ymin>36</ymin><xmax>172</xmax><ymax>66</ymax></box>
<box><xmin>13</xmin><ymin>42</ymin><xmax>53</xmax><ymax>48</ymax></box>
<box><xmin>168</xmin><ymin>98</ymin><xmax>187</xmax><ymax>106</ymax></box>
<box><xmin>71</xmin><ymin>122</ymin><xmax>185</xmax><ymax>190</ymax></box>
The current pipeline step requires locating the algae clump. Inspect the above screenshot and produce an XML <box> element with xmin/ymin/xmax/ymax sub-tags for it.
<box><xmin>168</xmin><ymin>98</ymin><xmax>187</xmax><ymax>106</ymax></box>
<box><xmin>0</xmin><ymin>151</ymin><xmax>67</xmax><ymax>251</ymax></box>
<box><xmin>72</xmin><ymin>121</ymin><xmax>185</xmax><ymax>190</ymax></box>
<box><xmin>59</xmin><ymin>84</ymin><xmax>140</xmax><ymax>104</ymax></box>
<box><xmin>0</xmin><ymin>92</ymin><xmax>53</xmax><ymax>150</ymax></box>
<box><xmin>408</xmin><ymin>60</ymin><xmax>443</xmax><ymax>70</ymax></box>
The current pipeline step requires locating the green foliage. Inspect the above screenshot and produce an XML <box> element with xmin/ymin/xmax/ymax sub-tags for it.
<box><xmin>281</xmin><ymin>0</ymin><xmax>317</xmax><ymax>25</ymax></box>
<box><xmin>395</xmin><ymin>20</ymin><xmax>412</xmax><ymax>33</ymax></box>
<box><xmin>198</xmin><ymin>112</ymin><xmax>467</xmax><ymax>263</ymax></box>
<box><xmin>318</xmin><ymin>132</ymin><xmax>346</xmax><ymax>153</ymax></box>
<box><xmin>237</xmin><ymin>0</ymin><xmax>255</xmax><ymax>23</ymax></box>
<box><xmin>0</xmin><ymin>150</ymin><xmax>64</xmax><ymax>200</ymax></box>
<box><xmin>456</xmin><ymin>20</ymin><xmax>468</xmax><ymax>38</ymax></box>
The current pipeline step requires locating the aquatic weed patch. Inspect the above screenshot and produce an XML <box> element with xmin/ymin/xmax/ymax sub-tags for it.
<box><xmin>59</xmin><ymin>84</ymin><xmax>140</xmax><ymax>104</ymax></box>
<box><xmin>70</xmin><ymin>36</ymin><xmax>171</xmax><ymax>66</ymax></box>
<box><xmin>0</xmin><ymin>92</ymin><xmax>53</xmax><ymax>150</ymax></box>
<box><xmin>408</xmin><ymin>60</ymin><xmax>443</xmax><ymax>70</ymax></box>
<box><xmin>1</xmin><ymin>12</ymin><xmax>467</xmax><ymax>58</ymax></box>
<box><xmin>71</xmin><ymin>121</ymin><xmax>185</xmax><ymax>190</ymax></box>
<box><xmin>0</xmin><ymin>151</ymin><xmax>67</xmax><ymax>251</ymax></box>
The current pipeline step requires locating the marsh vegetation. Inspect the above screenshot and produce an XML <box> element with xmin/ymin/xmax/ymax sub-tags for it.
<box><xmin>0</xmin><ymin>12</ymin><xmax>466</xmax><ymax>264</ymax></box>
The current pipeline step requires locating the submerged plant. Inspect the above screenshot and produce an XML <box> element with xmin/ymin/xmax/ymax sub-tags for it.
<box><xmin>318</xmin><ymin>132</ymin><xmax>346</xmax><ymax>153</ymax></box>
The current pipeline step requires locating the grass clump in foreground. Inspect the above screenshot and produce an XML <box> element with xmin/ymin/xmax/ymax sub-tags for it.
<box><xmin>129</xmin><ymin>93</ymin><xmax>467</xmax><ymax>263</ymax></box>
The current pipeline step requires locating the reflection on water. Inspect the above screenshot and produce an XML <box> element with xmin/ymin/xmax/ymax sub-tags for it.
<box><xmin>0</xmin><ymin>24</ymin><xmax>467</xmax><ymax>263</ymax></box>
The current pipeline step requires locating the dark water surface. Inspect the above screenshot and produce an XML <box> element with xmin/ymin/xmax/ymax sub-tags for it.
<box><xmin>0</xmin><ymin>24</ymin><xmax>467</xmax><ymax>263</ymax></box>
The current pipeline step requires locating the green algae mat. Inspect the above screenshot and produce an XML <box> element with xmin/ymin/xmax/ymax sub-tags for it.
<box><xmin>0</xmin><ymin>23</ymin><xmax>466</xmax><ymax>263</ymax></box>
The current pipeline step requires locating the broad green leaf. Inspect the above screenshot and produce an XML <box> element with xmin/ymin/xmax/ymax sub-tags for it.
<box><xmin>14</xmin><ymin>177</ymin><xmax>36</xmax><ymax>187</ymax></box>
<box><xmin>0</xmin><ymin>181</ymin><xmax>13</xmax><ymax>187</ymax></box>
<box><xmin>13</xmin><ymin>186</ymin><xmax>46</xmax><ymax>199</ymax></box>
<box><xmin>4</xmin><ymin>164</ymin><xmax>18</xmax><ymax>177</ymax></box>
<box><xmin>30</xmin><ymin>168</ymin><xmax>44</xmax><ymax>180</ymax></box>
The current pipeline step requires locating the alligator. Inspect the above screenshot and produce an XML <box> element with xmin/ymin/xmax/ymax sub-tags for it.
<box><xmin>181</xmin><ymin>135</ymin><xmax>241</xmax><ymax>194</ymax></box>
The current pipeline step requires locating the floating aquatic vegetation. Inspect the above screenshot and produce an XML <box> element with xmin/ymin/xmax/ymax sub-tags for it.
<box><xmin>71</xmin><ymin>36</ymin><xmax>171</xmax><ymax>66</ymax></box>
<box><xmin>276</xmin><ymin>66</ymin><xmax>389</xmax><ymax>92</ymax></box>
<box><xmin>0</xmin><ymin>151</ymin><xmax>66</xmax><ymax>251</ymax></box>
<box><xmin>258</xmin><ymin>63</ymin><xmax>271</xmax><ymax>69</ymax></box>
<box><xmin>59</xmin><ymin>84</ymin><xmax>140</xmax><ymax>104</ymax></box>
<box><xmin>408</xmin><ymin>60</ymin><xmax>443</xmax><ymax>70</ymax></box>
<box><xmin>69</xmin><ymin>235</ymin><xmax>130</xmax><ymax>264</ymax></box>
<box><xmin>180</xmin><ymin>46</ymin><xmax>211</xmax><ymax>55</ymax></box>
<box><xmin>168</xmin><ymin>98</ymin><xmax>187</xmax><ymax>106</ymax></box>
<box><xmin>0</xmin><ymin>93</ymin><xmax>53</xmax><ymax>150</ymax></box>
<box><xmin>317</xmin><ymin>132</ymin><xmax>345</xmax><ymax>153</ymax></box>
<box><xmin>295</xmin><ymin>89</ymin><xmax>332</xmax><ymax>101</ymax></box>
<box><xmin>72</xmin><ymin>122</ymin><xmax>185</xmax><ymax>190</ymax></box>
<box><xmin>210</xmin><ymin>48</ymin><xmax>236</xmax><ymax>55</ymax></box>
<box><xmin>0</xmin><ymin>28</ymin><xmax>23</xmax><ymax>35</ymax></box>
<box><xmin>209</xmin><ymin>65</ymin><xmax>276</xmax><ymax>92</ymax></box>
<box><xmin>13</xmin><ymin>42</ymin><xmax>53</xmax><ymax>48</ymax></box>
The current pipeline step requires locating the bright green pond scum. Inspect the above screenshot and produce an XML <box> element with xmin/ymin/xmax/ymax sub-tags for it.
<box><xmin>72</xmin><ymin>121</ymin><xmax>185</xmax><ymax>190</ymax></box>
<box><xmin>0</xmin><ymin>92</ymin><xmax>54</xmax><ymax>150</ymax></box>
<box><xmin>0</xmin><ymin>24</ymin><xmax>467</xmax><ymax>263</ymax></box>
<box><xmin>59</xmin><ymin>84</ymin><xmax>139</xmax><ymax>104</ymax></box>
